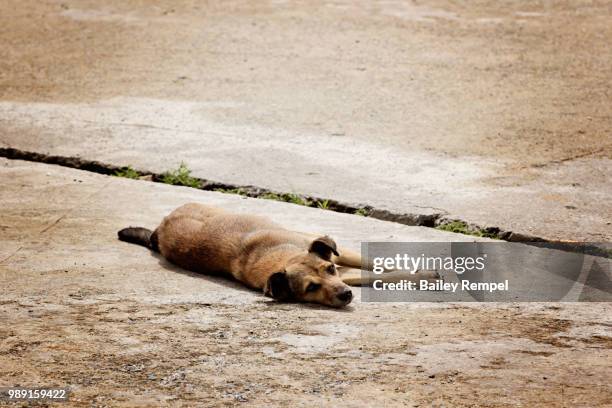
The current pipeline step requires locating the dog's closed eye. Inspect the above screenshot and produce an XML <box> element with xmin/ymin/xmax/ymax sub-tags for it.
<box><xmin>306</xmin><ymin>282</ymin><xmax>321</xmax><ymax>293</ymax></box>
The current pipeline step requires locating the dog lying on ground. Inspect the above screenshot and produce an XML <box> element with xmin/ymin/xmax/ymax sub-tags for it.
<box><xmin>118</xmin><ymin>203</ymin><xmax>436</xmax><ymax>307</ymax></box>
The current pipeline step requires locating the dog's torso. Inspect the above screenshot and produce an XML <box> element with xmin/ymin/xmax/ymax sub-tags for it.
<box><xmin>155</xmin><ymin>203</ymin><xmax>313</xmax><ymax>289</ymax></box>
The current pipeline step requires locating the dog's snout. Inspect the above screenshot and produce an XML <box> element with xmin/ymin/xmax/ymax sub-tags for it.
<box><xmin>337</xmin><ymin>288</ymin><xmax>353</xmax><ymax>303</ymax></box>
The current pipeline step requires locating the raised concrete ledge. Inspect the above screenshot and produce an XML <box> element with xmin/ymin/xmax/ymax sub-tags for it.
<box><xmin>1</xmin><ymin>98</ymin><xmax>610</xmax><ymax>242</ymax></box>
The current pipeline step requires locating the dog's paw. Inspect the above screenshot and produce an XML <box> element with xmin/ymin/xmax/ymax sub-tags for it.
<box><xmin>413</xmin><ymin>269</ymin><xmax>441</xmax><ymax>282</ymax></box>
<box><xmin>376</xmin><ymin>269</ymin><xmax>441</xmax><ymax>284</ymax></box>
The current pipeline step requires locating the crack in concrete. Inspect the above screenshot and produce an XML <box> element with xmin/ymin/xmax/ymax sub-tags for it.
<box><xmin>1</xmin><ymin>147</ymin><xmax>609</xmax><ymax>258</ymax></box>
<box><xmin>39</xmin><ymin>179</ymin><xmax>113</xmax><ymax>235</ymax></box>
<box><xmin>529</xmin><ymin>147</ymin><xmax>608</xmax><ymax>169</ymax></box>
<box><xmin>0</xmin><ymin>246</ymin><xmax>23</xmax><ymax>266</ymax></box>
<box><xmin>80</xmin><ymin>119</ymin><xmax>229</xmax><ymax>136</ymax></box>
<box><xmin>39</xmin><ymin>215</ymin><xmax>67</xmax><ymax>234</ymax></box>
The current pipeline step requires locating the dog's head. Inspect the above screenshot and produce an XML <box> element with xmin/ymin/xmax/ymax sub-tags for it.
<box><xmin>264</xmin><ymin>236</ymin><xmax>353</xmax><ymax>308</ymax></box>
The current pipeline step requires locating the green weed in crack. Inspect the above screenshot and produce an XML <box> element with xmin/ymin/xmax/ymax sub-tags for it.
<box><xmin>161</xmin><ymin>162</ymin><xmax>201</xmax><ymax>188</ymax></box>
<box><xmin>113</xmin><ymin>166</ymin><xmax>140</xmax><ymax>179</ymax></box>
<box><xmin>435</xmin><ymin>220</ymin><xmax>498</xmax><ymax>239</ymax></box>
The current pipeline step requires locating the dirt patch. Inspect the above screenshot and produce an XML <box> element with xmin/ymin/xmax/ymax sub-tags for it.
<box><xmin>515</xmin><ymin>317</ymin><xmax>574</xmax><ymax>348</ymax></box>
<box><xmin>2</xmin><ymin>299</ymin><xmax>611</xmax><ymax>407</ymax></box>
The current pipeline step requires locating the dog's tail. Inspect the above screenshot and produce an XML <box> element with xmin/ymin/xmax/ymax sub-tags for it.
<box><xmin>118</xmin><ymin>227</ymin><xmax>159</xmax><ymax>252</ymax></box>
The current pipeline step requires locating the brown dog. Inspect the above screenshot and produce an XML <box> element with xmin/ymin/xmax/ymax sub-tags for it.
<box><xmin>118</xmin><ymin>203</ymin><xmax>435</xmax><ymax>307</ymax></box>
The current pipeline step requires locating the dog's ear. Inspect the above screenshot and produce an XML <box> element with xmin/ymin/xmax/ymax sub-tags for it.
<box><xmin>264</xmin><ymin>271</ymin><xmax>293</xmax><ymax>301</ymax></box>
<box><xmin>308</xmin><ymin>236</ymin><xmax>339</xmax><ymax>261</ymax></box>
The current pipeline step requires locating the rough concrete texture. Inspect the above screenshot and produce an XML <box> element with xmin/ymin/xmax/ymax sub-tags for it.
<box><xmin>1</xmin><ymin>159</ymin><xmax>611</xmax><ymax>407</ymax></box>
<box><xmin>0</xmin><ymin>0</ymin><xmax>610</xmax><ymax>242</ymax></box>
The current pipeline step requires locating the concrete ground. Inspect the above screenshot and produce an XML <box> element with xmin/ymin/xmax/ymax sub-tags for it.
<box><xmin>1</xmin><ymin>159</ymin><xmax>611</xmax><ymax>407</ymax></box>
<box><xmin>0</xmin><ymin>0</ymin><xmax>610</xmax><ymax>241</ymax></box>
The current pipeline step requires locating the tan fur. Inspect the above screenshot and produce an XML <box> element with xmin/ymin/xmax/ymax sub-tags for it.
<box><xmin>136</xmin><ymin>203</ymin><xmax>436</xmax><ymax>307</ymax></box>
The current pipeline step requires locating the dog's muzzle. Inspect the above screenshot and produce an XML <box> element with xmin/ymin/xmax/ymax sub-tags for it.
<box><xmin>336</xmin><ymin>287</ymin><xmax>353</xmax><ymax>304</ymax></box>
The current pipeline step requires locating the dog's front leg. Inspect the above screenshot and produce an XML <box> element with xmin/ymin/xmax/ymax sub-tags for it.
<box><xmin>338</xmin><ymin>266</ymin><xmax>440</xmax><ymax>287</ymax></box>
